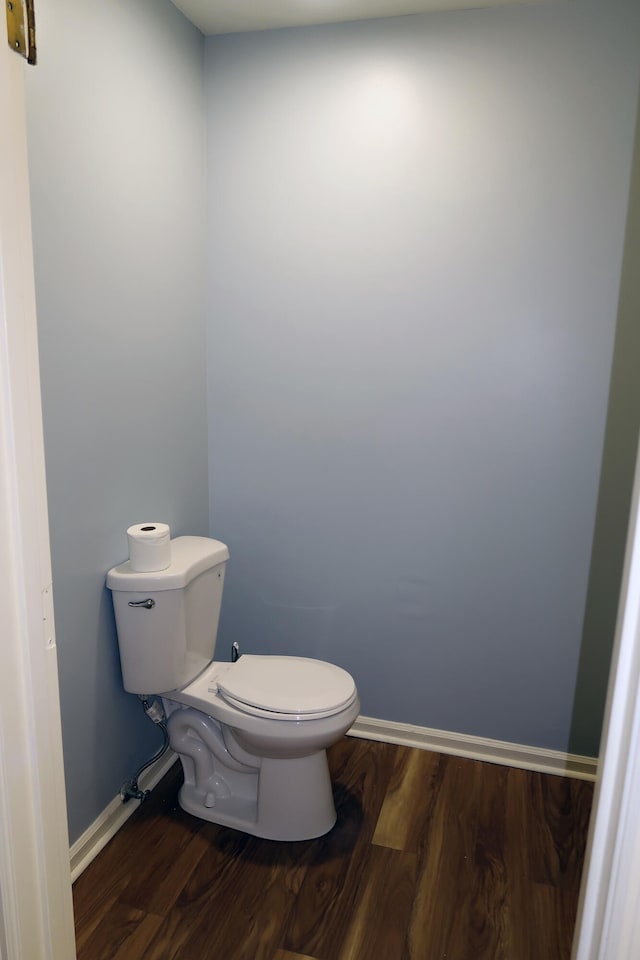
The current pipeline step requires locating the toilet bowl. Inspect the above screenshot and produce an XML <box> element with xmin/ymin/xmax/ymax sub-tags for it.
<box><xmin>163</xmin><ymin>657</ymin><xmax>359</xmax><ymax>839</ymax></box>
<box><xmin>106</xmin><ymin>536</ymin><xmax>359</xmax><ymax>841</ymax></box>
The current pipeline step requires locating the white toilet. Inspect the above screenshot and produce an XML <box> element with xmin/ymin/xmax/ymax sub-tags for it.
<box><xmin>106</xmin><ymin>535</ymin><xmax>359</xmax><ymax>841</ymax></box>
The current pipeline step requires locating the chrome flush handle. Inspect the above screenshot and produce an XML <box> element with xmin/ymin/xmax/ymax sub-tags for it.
<box><xmin>128</xmin><ymin>598</ymin><xmax>155</xmax><ymax>610</ymax></box>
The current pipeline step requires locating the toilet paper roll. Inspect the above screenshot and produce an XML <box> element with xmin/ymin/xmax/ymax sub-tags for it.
<box><xmin>126</xmin><ymin>522</ymin><xmax>171</xmax><ymax>572</ymax></box>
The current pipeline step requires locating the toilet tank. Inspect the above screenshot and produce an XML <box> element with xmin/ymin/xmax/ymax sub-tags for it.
<box><xmin>106</xmin><ymin>536</ymin><xmax>229</xmax><ymax>695</ymax></box>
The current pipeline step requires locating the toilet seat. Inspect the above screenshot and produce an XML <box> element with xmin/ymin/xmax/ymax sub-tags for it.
<box><xmin>215</xmin><ymin>655</ymin><xmax>357</xmax><ymax>721</ymax></box>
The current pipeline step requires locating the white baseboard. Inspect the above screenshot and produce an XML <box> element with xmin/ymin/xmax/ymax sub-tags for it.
<box><xmin>348</xmin><ymin>716</ymin><xmax>598</xmax><ymax>782</ymax></box>
<box><xmin>69</xmin><ymin>750</ymin><xmax>176</xmax><ymax>882</ymax></box>
<box><xmin>69</xmin><ymin>718</ymin><xmax>597</xmax><ymax>882</ymax></box>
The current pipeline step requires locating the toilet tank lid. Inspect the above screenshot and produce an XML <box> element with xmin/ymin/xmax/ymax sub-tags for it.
<box><xmin>106</xmin><ymin>536</ymin><xmax>229</xmax><ymax>592</ymax></box>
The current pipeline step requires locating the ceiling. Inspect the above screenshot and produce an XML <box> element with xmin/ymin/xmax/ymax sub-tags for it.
<box><xmin>169</xmin><ymin>0</ymin><xmax>538</xmax><ymax>37</ymax></box>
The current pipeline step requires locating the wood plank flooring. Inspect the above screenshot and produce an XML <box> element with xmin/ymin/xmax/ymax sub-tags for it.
<box><xmin>73</xmin><ymin>737</ymin><xmax>593</xmax><ymax>960</ymax></box>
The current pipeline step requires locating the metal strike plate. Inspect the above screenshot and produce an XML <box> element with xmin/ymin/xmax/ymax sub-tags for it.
<box><xmin>6</xmin><ymin>0</ymin><xmax>36</xmax><ymax>65</ymax></box>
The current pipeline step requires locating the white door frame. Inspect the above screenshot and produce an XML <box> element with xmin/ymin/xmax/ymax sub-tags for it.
<box><xmin>0</xmin><ymin>33</ymin><xmax>76</xmax><ymax>960</ymax></box>
<box><xmin>0</xmin><ymin>11</ymin><xmax>639</xmax><ymax>960</ymax></box>
<box><xmin>572</xmin><ymin>433</ymin><xmax>640</xmax><ymax>960</ymax></box>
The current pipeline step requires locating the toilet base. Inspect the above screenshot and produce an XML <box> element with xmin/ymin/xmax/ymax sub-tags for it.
<box><xmin>177</xmin><ymin>751</ymin><xmax>337</xmax><ymax>841</ymax></box>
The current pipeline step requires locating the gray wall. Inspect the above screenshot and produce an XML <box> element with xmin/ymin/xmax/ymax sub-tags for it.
<box><xmin>22</xmin><ymin>0</ymin><xmax>640</xmax><ymax>846</ymax></box>
<box><xmin>572</xmin><ymin>96</ymin><xmax>640</xmax><ymax>756</ymax></box>
<box><xmin>205</xmin><ymin>0</ymin><xmax>640</xmax><ymax>755</ymax></box>
<box><xmin>25</xmin><ymin>0</ymin><xmax>208</xmax><ymax>843</ymax></box>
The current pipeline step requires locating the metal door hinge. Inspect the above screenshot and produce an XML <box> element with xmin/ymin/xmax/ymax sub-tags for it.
<box><xmin>6</xmin><ymin>0</ymin><xmax>36</xmax><ymax>65</ymax></box>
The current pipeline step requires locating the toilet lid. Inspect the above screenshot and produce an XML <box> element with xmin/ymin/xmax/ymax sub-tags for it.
<box><xmin>216</xmin><ymin>655</ymin><xmax>356</xmax><ymax>717</ymax></box>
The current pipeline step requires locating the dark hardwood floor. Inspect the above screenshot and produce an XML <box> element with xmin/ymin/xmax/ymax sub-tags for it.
<box><xmin>73</xmin><ymin>736</ymin><xmax>593</xmax><ymax>960</ymax></box>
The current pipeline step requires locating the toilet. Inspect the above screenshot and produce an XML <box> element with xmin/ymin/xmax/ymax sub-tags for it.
<box><xmin>106</xmin><ymin>535</ymin><xmax>359</xmax><ymax>841</ymax></box>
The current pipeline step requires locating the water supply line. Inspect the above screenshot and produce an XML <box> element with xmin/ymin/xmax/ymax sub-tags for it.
<box><xmin>120</xmin><ymin>697</ymin><xmax>170</xmax><ymax>803</ymax></box>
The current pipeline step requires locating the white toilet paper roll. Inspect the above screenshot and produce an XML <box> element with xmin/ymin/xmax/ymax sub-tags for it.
<box><xmin>126</xmin><ymin>522</ymin><xmax>171</xmax><ymax>572</ymax></box>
